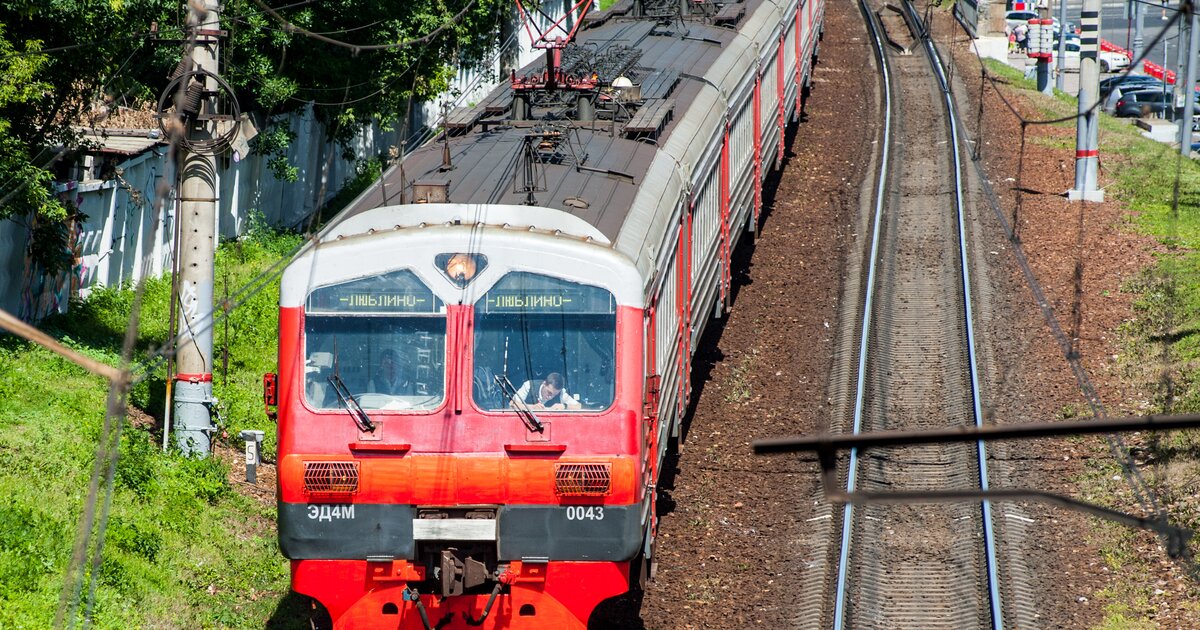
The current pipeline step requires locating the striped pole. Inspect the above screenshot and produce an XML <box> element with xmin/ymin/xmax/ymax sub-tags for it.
<box><xmin>1069</xmin><ymin>0</ymin><xmax>1105</xmax><ymax>202</ymax></box>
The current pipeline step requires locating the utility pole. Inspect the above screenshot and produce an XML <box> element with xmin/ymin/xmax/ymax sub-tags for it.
<box><xmin>1069</xmin><ymin>0</ymin><xmax>1104</xmax><ymax>201</ymax></box>
<box><xmin>1132</xmin><ymin>0</ymin><xmax>1146</xmax><ymax>67</ymax></box>
<box><xmin>1057</xmin><ymin>0</ymin><xmax>1068</xmax><ymax>90</ymax></box>
<box><xmin>1180</xmin><ymin>9</ymin><xmax>1199</xmax><ymax>155</ymax></box>
<box><xmin>173</xmin><ymin>0</ymin><xmax>220</xmax><ymax>457</ymax></box>
<box><xmin>1173</xmin><ymin>10</ymin><xmax>1188</xmax><ymax>122</ymax></box>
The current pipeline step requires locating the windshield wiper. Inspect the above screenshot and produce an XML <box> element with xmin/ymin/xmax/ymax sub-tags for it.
<box><xmin>495</xmin><ymin>374</ymin><xmax>544</xmax><ymax>433</ymax></box>
<box><xmin>328</xmin><ymin>374</ymin><xmax>376</xmax><ymax>433</ymax></box>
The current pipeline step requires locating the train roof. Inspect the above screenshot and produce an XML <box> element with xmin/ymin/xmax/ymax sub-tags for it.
<box><xmin>334</xmin><ymin>0</ymin><xmax>796</xmax><ymax>284</ymax></box>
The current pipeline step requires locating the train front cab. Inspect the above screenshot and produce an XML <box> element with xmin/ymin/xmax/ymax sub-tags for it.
<box><xmin>273</xmin><ymin>221</ymin><xmax>650</xmax><ymax>629</ymax></box>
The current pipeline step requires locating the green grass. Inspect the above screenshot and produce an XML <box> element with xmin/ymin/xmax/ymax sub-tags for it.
<box><xmin>987</xmin><ymin>46</ymin><xmax>1200</xmax><ymax>627</ymax></box>
<box><xmin>0</xmin><ymin>224</ymin><xmax>308</xmax><ymax>628</ymax></box>
<box><xmin>982</xmin><ymin>58</ymin><xmax>1032</xmax><ymax>87</ymax></box>
<box><xmin>723</xmin><ymin>348</ymin><xmax>758</xmax><ymax>404</ymax></box>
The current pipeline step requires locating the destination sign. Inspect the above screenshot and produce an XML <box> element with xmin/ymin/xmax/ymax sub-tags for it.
<box><xmin>307</xmin><ymin>270</ymin><xmax>443</xmax><ymax>314</ymax></box>
<box><xmin>338</xmin><ymin>292</ymin><xmax>433</xmax><ymax>310</ymax></box>
<box><xmin>481</xmin><ymin>289</ymin><xmax>613</xmax><ymax>314</ymax></box>
<box><xmin>486</xmin><ymin>292</ymin><xmax>574</xmax><ymax>311</ymax></box>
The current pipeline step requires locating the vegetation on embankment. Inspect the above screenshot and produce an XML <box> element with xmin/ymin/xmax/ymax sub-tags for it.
<box><xmin>0</xmin><ymin>226</ymin><xmax>305</xmax><ymax>628</ymax></box>
<box><xmin>983</xmin><ymin>54</ymin><xmax>1200</xmax><ymax>621</ymax></box>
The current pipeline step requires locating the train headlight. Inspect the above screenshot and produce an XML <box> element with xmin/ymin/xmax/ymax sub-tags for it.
<box><xmin>436</xmin><ymin>252</ymin><xmax>487</xmax><ymax>288</ymax></box>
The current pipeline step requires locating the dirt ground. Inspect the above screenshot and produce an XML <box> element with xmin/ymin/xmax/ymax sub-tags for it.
<box><xmin>618</xmin><ymin>3</ymin><xmax>877</xmax><ymax>626</ymax></box>
<box><xmin>608</xmin><ymin>2</ymin><xmax>1200</xmax><ymax>629</ymax></box>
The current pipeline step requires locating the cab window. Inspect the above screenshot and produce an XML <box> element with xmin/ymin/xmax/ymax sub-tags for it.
<box><xmin>304</xmin><ymin>270</ymin><xmax>446</xmax><ymax>411</ymax></box>
<box><xmin>473</xmin><ymin>272</ymin><xmax>616</xmax><ymax>411</ymax></box>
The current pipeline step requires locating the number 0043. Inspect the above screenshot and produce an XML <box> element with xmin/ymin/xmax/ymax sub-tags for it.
<box><xmin>565</xmin><ymin>506</ymin><xmax>605</xmax><ymax>521</ymax></box>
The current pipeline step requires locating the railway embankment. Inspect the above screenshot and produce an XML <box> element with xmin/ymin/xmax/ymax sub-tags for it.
<box><xmin>5</xmin><ymin>2</ymin><xmax>1200</xmax><ymax>627</ymax></box>
<box><xmin>944</xmin><ymin>10</ymin><xmax>1200</xmax><ymax>626</ymax></box>
<box><xmin>0</xmin><ymin>229</ymin><xmax>305</xmax><ymax>627</ymax></box>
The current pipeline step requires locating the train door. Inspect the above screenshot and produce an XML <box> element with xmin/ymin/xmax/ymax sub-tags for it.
<box><xmin>637</xmin><ymin>301</ymin><xmax>660</xmax><ymax>588</ymax></box>
<box><xmin>677</xmin><ymin>211</ymin><xmax>691</xmax><ymax>432</ymax></box>
<box><xmin>792</xmin><ymin>1</ymin><xmax>803</xmax><ymax>121</ymax></box>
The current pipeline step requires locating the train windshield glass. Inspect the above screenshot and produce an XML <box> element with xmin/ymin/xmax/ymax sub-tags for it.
<box><xmin>303</xmin><ymin>270</ymin><xmax>446</xmax><ymax>411</ymax></box>
<box><xmin>473</xmin><ymin>272</ymin><xmax>616</xmax><ymax>412</ymax></box>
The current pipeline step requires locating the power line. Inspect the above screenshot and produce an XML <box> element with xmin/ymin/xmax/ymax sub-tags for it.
<box><xmin>0</xmin><ymin>31</ymin><xmax>165</xmax><ymax>61</ymax></box>
<box><xmin>249</xmin><ymin>0</ymin><xmax>480</xmax><ymax>54</ymax></box>
<box><xmin>939</xmin><ymin>3</ymin><xmax>1195</xmax><ymax>574</ymax></box>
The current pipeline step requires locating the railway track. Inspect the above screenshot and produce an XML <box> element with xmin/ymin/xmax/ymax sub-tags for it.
<box><xmin>791</xmin><ymin>1</ymin><xmax>1042</xmax><ymax>627</ymax></box>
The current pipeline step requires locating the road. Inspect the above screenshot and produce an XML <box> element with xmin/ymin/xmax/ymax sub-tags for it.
<box><xmin>1054</xmin><ymin>0</ymin><xmax>1183</xmax><ymax>68</ymax></box>
<box><xmin>1011</xmin><ymin>1</ymin><xmax>1199</xmax><ymax>145</ymax></box>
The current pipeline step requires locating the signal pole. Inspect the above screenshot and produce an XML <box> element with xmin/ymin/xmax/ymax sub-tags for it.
<box><xmin>173</xmin><ymin>0</ymin><xmax>220</xmax><ymax>457</ymax></box>
<box><xmin>1069</xmin><ymin>0</ymin><xmax>1105</xmax><ymax>202</ymax></box>
<box><xmin>1036</xmin><ymin>7</ymin><xmax>1053</xmax><ymax>94</ymax></box>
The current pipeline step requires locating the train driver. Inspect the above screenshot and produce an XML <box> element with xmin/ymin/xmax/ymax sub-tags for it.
<box><xmin>368</xmin><ymin>348</ymin><xmax>414</xmax><ymax>395</ymax></box>
<box><xmin>512</xmin><ymin>372</ymin><xmax>582</xmax><ymax>410</ymax></box>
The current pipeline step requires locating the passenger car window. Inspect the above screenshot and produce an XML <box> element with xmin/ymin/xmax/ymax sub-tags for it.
<box><xmin>472</xmin><ymin>272</ymin><xmax>616</xmax><ymax>412</ymax></box>
<box><xmin>304</xmin><ymin>270</ymin><xmax>446</xmax><ymax>411</ymax></box>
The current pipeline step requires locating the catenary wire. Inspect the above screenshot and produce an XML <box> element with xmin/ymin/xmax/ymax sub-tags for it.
<box><xmin>249</xmin><ymin>0</ymin><xmax>481</xmax><ymax>54</ymax></box>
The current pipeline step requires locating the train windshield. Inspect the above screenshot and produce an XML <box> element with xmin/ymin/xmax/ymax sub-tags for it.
<box><xmin>473</xmin><ymin>272</ymin><xmax>616</xmax><ymax>412</ymax></box>
<box><xmin>303</xmin><ymin>270</ymin><xmax>446</xmax><ymax>411</ymax></box>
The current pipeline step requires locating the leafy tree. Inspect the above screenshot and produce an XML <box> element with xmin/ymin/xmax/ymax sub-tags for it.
<box><xmin>223</xmin><ymin>0</ymin><xmax>509</xmax><ymax>180</ymax></box>
<box><xmin>0</xmin><ymin>1</ymin><xmax>177</xmax><ymax>223</ymax></box>
<box><xmin>0</xmin><ymin>0</ymin><xmax>509</xmax><ymax>264</ymax></box>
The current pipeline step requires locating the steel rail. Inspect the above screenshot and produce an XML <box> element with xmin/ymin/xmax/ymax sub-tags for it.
<box><xmin>832</xmin><ymin>1</ymin><xmax>1004</xmax><ymax>627</ymax></box>
<box><xmin>904</xmin><ymin>1</ymin><xmax>1004</xmax><ymax>626</ymax></box>
<box><xmin>832</xmin><ymin>1</ymin><xmax>893</xmax><ymax>625</ymax></box>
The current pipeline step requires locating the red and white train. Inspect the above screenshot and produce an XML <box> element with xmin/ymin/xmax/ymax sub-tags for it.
<box><xmin>269</xmin><ymin>0</ymin><xmax>824</xmax><ymax>626</ymax></box>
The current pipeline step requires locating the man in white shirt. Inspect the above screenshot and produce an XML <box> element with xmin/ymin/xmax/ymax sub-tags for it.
<box><xmin>513</xmin><ymin>372</ymin><xmax>581</xmax><ymax>410</ymax></box>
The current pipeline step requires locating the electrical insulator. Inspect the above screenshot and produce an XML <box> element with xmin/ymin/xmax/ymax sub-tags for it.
<box><xmin>181</xmin><ymin>79</ymin><xmax>204</xmax><ymax>118</ymax></box>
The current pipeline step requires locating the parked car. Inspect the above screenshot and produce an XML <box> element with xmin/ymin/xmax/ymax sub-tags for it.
<box><xmin>1005</xmin><ymin>10</ymin><xmax>1038</xmax><ymax>33</ymax></box>
<box><xmin>1054</xmin><ymin>32</ymin><xmax>1080</xmax><ymax>47</ymax></box>
<box><xmin>1097</xmin><ymin>48</ymin><xmax>1132</xmax><ymax>73</ymax></box>
<box><xmin>1101</xmin><ymin>74</ymin><xmax>1167</xmax><ymax>99</ymax></box>
<box><xmin>1103</xmin><ymin>78</ymin><xmax>1169</xmax><ymax>114</ymax></box>
<box><xmin>1006</xmin><ymin>11</ymin><xmax>1059</xmax><ymax>35</ymax></box>
<box><xmin>1047</xmin><ymin>41</ymin><xmax>1131</xmax><ymax>72</ymax></box>
<box><xmin>1113</xmin><ymin>88</ymin><xmax>1174</xmax><ymax>118</ymax></box>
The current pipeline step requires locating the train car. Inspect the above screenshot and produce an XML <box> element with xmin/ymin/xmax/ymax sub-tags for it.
<box><xmin>268</xmin><ymin>0</ymin><xmax>825</xmax><ymax>627</ymax></box>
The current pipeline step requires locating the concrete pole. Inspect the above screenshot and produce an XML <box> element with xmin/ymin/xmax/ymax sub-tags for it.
<box><xmin>1179</xmin><ymin>10</ymin><xmax>1199</xmax><ymax>154</ymax></box>
<box><xmin>1174</xmin><ymin>13</ymin><xmax>1188</xmax><ymax>122</ymax></box>
<box><xmin>173</xmin><ymin>0</ymin><xmax>220</xmax><ymax>457</ymax></box>
<box><xmin>1069</xmin><ymin>0</ymin><xmax>1104</xmax><ymax>201</ymax></box>
<box><xmin>1132</xmin><ymin>0</ymin><xmax>1146</xmax><ymax>67</ymax></box>
<box><xmin>1057</xmin><ymin>0</ymin><xmax>1069</xmax><ymax>90</ymax></box>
